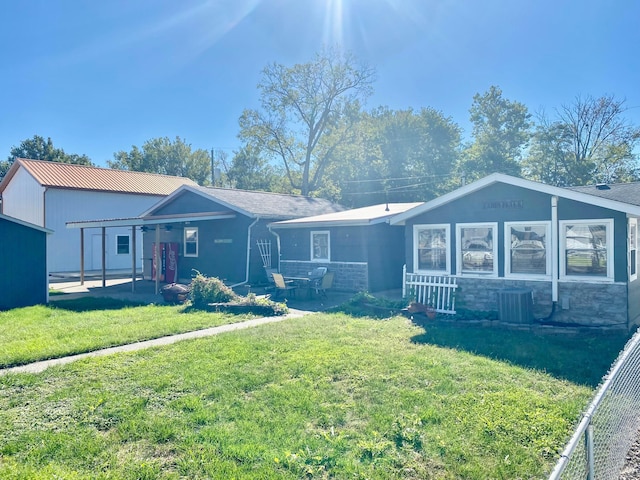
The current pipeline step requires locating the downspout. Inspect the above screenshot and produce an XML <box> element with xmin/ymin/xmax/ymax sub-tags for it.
<box><xmin>536</xmin><ymin>195</ymin><xmax>559</xmax><ymax>323</ymax></box>
<box><xmin>551</xmin><ymin>195</ymin><xmax>559</xmax><ymax>303</ymax></box>
<box><xmin>231</xmin><ymin>216</ymin><xmax>260</xmax><ymax>288</ymax></box>
<box><xmin>268</xmin><ymin>224</ymin><xmax>282</xmax><ymax>271</ymax></box>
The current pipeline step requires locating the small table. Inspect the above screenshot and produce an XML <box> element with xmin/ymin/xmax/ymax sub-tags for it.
<box><xmin>284</xmin><ymin>276</ymin><xmax>313</xmax><ymax>297</ymax></box>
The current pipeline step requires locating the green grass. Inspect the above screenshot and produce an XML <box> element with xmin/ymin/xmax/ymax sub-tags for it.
<box><xmin>0</xmin><ymin>311</ymin><xmax>617</xmax><ymax>479</ymax></box>
<box><xmin>0</xmin><ymin>297</ymin><xmax>256</xmax><ymax>368</ymax></box>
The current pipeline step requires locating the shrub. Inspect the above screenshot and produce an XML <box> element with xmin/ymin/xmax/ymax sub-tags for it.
<box><xmin>190</xmin><ymin>272</ymin><xmax>239</xmax><ymax>308</ymax></box>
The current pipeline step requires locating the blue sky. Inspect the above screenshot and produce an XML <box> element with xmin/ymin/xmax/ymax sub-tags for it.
<box><xmin>2</xmin><ymin>0</ymin><xmax>639</xmax><ymax>167</ymax></box>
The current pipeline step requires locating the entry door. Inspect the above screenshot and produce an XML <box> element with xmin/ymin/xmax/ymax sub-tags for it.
<box><xmin>91</xmin><ymin>234</ymin><xmax>106</xmax><ymax>270</ymax></box>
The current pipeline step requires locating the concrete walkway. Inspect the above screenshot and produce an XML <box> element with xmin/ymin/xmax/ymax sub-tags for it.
<box><xmin>0</xmin><ymin>311</ymin><xmax>309</xmax><ymax>376</ymax></box>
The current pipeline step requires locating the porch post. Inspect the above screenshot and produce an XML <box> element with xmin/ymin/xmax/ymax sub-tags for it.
<box><xmin>102</xmin><ymin>226</ymin><xmax>106</xmax><ymax>288</ymax></box>
<box><xmin>155</xmin><ymin>225</ymin><xmax>161</xmax><ymax>295</ymax></box>
<box><xmin>131</xmin><ymin>225</ymin><xmax>137</xmax><ymax>292</ymax></box>
<box><xmin>80</xmin><ymin>228</ymin><xmax>85</xmax><ymax>285</ymax></box>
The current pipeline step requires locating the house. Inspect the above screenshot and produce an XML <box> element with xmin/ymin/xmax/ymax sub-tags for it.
<box><xmin>0</xmin><ymin>158</ymin><xmax>196</xmax><ymax>275</ymax></box>
<box><xmin>269</xmin><ymin>203</ymin><xmax>422</xmax><ymax>292</ymax></box>
<box><xmin>0</xmin><ymin>213</ymin><xmax>51</xmax><ymax>310</ymax></box>
<box><xmin>130</xmin><ymin>185</ymin><xmax>346</xmax><ymax>285</ymax></box>
<box><xmin>390</xmin><ymin>173</ymin><xmax>640</xmax><ymax>330</ymax></box>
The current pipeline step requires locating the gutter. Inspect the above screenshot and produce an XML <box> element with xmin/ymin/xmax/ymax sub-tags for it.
<box><xmin>231</xmin><ymin>216</ymin><xmax>260</xmax><ymax>288</ymax></box>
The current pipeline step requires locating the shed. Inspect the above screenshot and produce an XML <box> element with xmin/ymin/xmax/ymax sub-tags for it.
<box><xmin>0</xmin><ymin>213</ymin><xmax>52</xmax><ymax>310</ymax></box>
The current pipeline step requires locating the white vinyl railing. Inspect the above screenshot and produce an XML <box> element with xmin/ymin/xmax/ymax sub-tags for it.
<box><xmin>402</xmin><ymin>266</ymin><xmax>458</xmax><ymax>315</ymax></box>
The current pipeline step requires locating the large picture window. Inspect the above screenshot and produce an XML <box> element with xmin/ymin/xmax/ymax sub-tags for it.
<box><xmin>505</xmin><ymin>222</ymin><xmax>550</xmax><ymax>277</ymax></box>
<box><xmin>311</xmin><ymin>231</ymin><xmax>330</xmax><ymax>261</ymax></box>
<box><xmin>184</xmin><ymin>227</ymin><xmax>198</xmax><ymax>257</ymax></box>
<box><xmin>457</xmin><ymin>223</ymin><xmax>498</xmax><ymax>275</ymax></box>
<box><xmin>560</xmin><ymin>219</ymin><xmax>613</xmax><ymax>280</ymax></box>
<box><xmin>414</xmin><ymin>224</ymin><xmax>449</xmax><ymax>273</ymax></box>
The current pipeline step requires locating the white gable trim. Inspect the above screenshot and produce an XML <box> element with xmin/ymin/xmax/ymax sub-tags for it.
<box><xmin>390</xmin><ymin>173</ymin><xmax>640</xmax><ymax>225</ymax></box>
<box><xmin>140</xmin><ymin>185</ymin><xmax>255</xmax><ymax>218</ymax></box>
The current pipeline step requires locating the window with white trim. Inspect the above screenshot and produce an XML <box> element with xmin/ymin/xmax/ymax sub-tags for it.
<box><xmin>414</xmin><ymin>224</ymin><xmax>450</xmax><ymax>273</ymax></box>
<box><xmin>116</xmin><ymin>235</ymin><xmax>130</xmax><ymax>255</ymax></box>
<box><xmin>505</xmin><ymin>222</ymin><xmax>550</xmax><ymax>277</ymax></box>
<box><xmin>457</xmin><ymin>223</ymin><xmax>498</xmax><ymax>276</ymax></box>
<box><xmin>630</xmin><ymin>218</ymin><xmax>637</xmax><ymax>282</ymax></box>
<box><xmin>560</xmin><ymin>219</ymin><xmax>613</xmax><ymax>280</ymax></box>
<box><xmin>184</xmin><ymin>227</ymin><xmax>198</xmax><ymax>257</ymax></box>
<box><xmin>311</xmin><ymin>231</ymin><xmax>330</xmax><ymax>262</ymax></box>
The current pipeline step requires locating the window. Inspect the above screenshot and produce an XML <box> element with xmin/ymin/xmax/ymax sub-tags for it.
<box><xmin>184</xmin><ymin>227</ymin><xmax>198</xmax><ymax>257</ymax></box>
<box><xmin>505</xmin><ymin>222</ymin><xmax>550</xmax><ymax>277</ymax></box>
<box><xmin>457</xmin><ymin>223</ymin><xmax>498</xmax><ymax>275</ymax></box>
<box><xmin>414</xmin><ymin>224</ymin><xmax>450</xmax><ymax>273</ymax></box>
<box><xmin>560</xmin><ymin>219</ymin><xmax>613</xmax><ymax>280</ymax></box>
<box><xmin>116</xmin><ymin>235</ymin><xmax>130</xmax><ymax>255</ymax></box>
<box><xmin>630</xmin><ymin>218</ymin><xmax>637</xmax><ymax>282</ymax></box>
<box><xmin>311</xmin><ymin>231</ymin><xmax>330</xmax><ymax>261</ymax></box>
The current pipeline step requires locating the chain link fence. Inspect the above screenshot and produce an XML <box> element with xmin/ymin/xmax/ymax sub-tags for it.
<box><xmin>549</xmin><ymin>328</ymin><xmax>640</xmax><ymax>479</ymax></box>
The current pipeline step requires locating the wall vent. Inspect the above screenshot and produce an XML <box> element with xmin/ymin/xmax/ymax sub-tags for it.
<box><xmin>497</xmin><ymin>288</ymin><xmax>533</xmax><ymax>324</ymax></box>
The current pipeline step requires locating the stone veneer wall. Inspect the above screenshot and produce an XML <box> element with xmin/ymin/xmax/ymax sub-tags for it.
<box><xmin>280</xmin><ymin>261</ymin><xmax>368</xmax><ymax>292</ymax></box>
<box><xmin>455</xmin><ymin>277</ymin><xmax>628</xmax><ymax>329</ymax></box>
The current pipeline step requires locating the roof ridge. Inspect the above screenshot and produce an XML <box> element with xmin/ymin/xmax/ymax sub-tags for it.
<box><xmin>196</xmin><ymin>184</ymin><xmax>327</xmax><ymax>200</ymax></box>
<box><xmin>17</xmin><ymin>158</ymin><xmax>195</xmax><ymax>181</ymax></box>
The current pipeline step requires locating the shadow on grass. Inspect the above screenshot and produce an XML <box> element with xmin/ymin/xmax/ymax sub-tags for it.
<box><xmin>410</xmin><ymin>320</ymin><xmax>632</xmax><ymax>388</ymax></box>
<box><xmin>50</xmin><ymin>297</ymin><xmax>148</xmax><ymax>312</ymax></box>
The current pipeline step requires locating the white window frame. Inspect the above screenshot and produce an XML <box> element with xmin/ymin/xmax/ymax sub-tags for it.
<box><xmin>413</xmin><ymin>224</ymin><xmax>450</xmax><ymax>274</ymax></box>
<box><xmin>504</xmin><ymin>221</ymin><xmax>551</xmax><ymax>279</ymax></box>
<box><xmin>560</xmin><ymin>219</ymin><xmax>614</xmax><ymax>282</ymax></box>
<box><xmin>456</xmin><ymin>222</ymin><xmax>498</xmax><ymax>277</ymax></box>
<box><xmin>115</xmin><ymin>234</ymin><xmax>130</xmax><ymax>255</ymax></box>
<box><xmin>184</xmin><ymin>226</ymin><xmax>199</xmax><ymax>257</ymax></box>
<box><xmin>630</xmin><ymin>218</ymin><xmax>637</xmax><ymax>282</ymax></box>
<box><xmin>311</xmin><ymin>231</ymin><xmax>330</xmax><ymax>262</ymax></box>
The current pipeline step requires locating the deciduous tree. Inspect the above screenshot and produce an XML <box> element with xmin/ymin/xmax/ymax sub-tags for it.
<box><xmin>109</xmin><ymin>136</ymin><xmax>211</xmax><ymax>185</ymax></box>
<box><xmin>459</xmin><ymin>86</ymin><xmax>532</xmax><ymax>181</ymax></box>
<box><xmin>2</xmin><ymin>135</ymin><xmax>93</xmax><ymax>178</ymax></box>
<box><xmin>238</xmin><ymin>48</ymin><xmax>375</xmax><ymax>196</ymax></box>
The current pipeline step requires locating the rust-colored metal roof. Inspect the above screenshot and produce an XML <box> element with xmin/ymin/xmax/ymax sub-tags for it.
<box><xmin>1</xmin><ymin>158</ymin><xmax>197</xmax><ymax>195</ymax></box>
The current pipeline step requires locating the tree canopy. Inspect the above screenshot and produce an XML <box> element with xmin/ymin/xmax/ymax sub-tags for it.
<box><xmin>522</xmin><ymin>95</ymin><xmax>640</xmax><ymax>186</ymax></box>
<box><xmin>1</xmin><ymin>135</ymin><xmax>93</xmax><ymax>179</ymax></box>
<box><xmin>108</xmin><ymin>136</ymin><xmax>211</xmax><ymax>185</ymax></box>
<box><xmin>458</xmin><ymin>86</ymin><xmax>532</xmax><ymax>182</ymax></box>
<box><xmin>318</xmin><ymin>106</ymin><xmax>461</xmax><ymax>206</ymax></box>
<box><xmin>238</xmin><ymin>48</ymin><xmax>375</xmax><ymax>196</ymax></box>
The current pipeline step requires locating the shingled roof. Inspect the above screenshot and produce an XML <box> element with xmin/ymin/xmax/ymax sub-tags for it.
<box><xmin>0</xmin><ymin>158</ymin><xmax>197</xmax><ymax>196</ymax></box>
<box><xmin>567</xmin><ymin>182</ymin><xmax>640</xmax><ymax>207</ymax></box>
<box><xmin>147</xmin><ymin>185</ymin><xmax>345</xmax><ymax>220</ymax></box>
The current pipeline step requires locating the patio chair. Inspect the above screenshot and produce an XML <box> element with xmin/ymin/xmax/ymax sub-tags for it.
<box><xmin>264</xmin><ymin>268</ymin><xmax>278</xmax><ymax>294</ymax></box>
<box><xmin>314</xmin><ymin>271</ymin><xmax>334</xmax><ymax>298</ymax></box>
<box><xmin>271</xmin><ymin>273</ymin><xmax>297</xmax><ymax>299</ymax></box>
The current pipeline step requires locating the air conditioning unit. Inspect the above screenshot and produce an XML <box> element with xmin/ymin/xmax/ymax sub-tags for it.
<box><xmin>497</xmin><ymin>288</ymin><xmax>533</xmax><ymax>324</ymax></box>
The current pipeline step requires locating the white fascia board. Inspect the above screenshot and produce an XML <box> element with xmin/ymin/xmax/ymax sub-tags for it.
<box><xmin>0</xmin><ymin>213</ymin><xmax>53</xmax><ymax>234</ymax></box>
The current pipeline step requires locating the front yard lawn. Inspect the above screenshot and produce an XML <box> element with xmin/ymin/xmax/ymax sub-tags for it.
<box><xmin>0</xmin><ymin>297</ymin><xmax>256</xmax><ymax>368</ymax></box>
<box><xmin>0</xmin><ymin>312</ymin><xmax>612</xmax><ymax>479</ymax></box>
